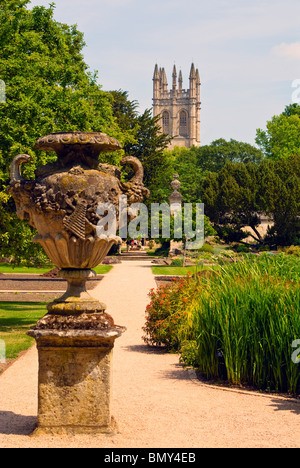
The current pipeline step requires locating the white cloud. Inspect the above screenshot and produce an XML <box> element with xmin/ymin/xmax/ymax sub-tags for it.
<box><xmin>272</xmin><ymin>42</ymin><xmax>300</xmax><ymax>60</ymax></box>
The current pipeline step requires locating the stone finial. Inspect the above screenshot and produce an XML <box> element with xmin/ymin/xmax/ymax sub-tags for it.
<box><xmin>169</xmin><ymin>174</ymin><xmax>182</xmax><ymax>212</ymax></box>
<box><xmin>171</xmin><ymin>173</ymin><xmax>181</xmax><ymax>192</ymax></box>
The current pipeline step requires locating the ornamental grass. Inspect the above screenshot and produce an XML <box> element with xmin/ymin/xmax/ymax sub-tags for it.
<box><xmin>143</xmin><ymin>253</ymin><xmax>300</xmax><ymax>394</ymax></box>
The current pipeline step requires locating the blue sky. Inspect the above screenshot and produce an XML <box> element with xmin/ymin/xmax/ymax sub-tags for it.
<box><xmin>28</xmin><ymin>0</ymin><xmax>300</xmax><ymax>146</ymax></box>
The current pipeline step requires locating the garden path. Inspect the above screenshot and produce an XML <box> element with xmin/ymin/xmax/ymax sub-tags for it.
<box><xmin>0</xmin><ymin>257</ymin><xmax>299</xmax><ymax>448</ymax></box>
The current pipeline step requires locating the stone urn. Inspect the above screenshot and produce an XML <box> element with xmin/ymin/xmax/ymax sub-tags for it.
<box><xmin>9</xmin><ymin>132</ymin><xmax>149</xmax><ymax>435</ymax></box>
<box><xmin>10</xmin><ymin>132</ymin><xmax>149</xmax><ymax>313</ymax></box>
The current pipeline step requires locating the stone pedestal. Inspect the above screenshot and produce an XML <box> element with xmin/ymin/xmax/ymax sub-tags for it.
<box><xmin>28</xmin><ymin>320</ymin><xmax>124</xmax><ymax>436</ymax></box>
<box><xmin>9</xmin><ymin>132</ymin><xmax>149</xmax><ymax>437</ymax></box>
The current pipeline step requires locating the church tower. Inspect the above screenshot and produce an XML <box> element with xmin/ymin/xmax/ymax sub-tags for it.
<box><xmin>152</xmin><ymin>63</ymin><xmax>201</xmax><ymax>149</ymax></box>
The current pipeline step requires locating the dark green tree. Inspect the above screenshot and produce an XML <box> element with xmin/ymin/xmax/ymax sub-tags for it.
<box><xmin>108</xmin><ymin>90</ymin><xmax>173</xmax><ymax>203</ymax></box>
<box><xmin>202</xmin><ymin>161</ymin><xmax>261</xmax><ymax>243</ymax></box>
<box><xmin>257</xmin><ymin>155</ymin><xmax>300</xmax><ymax>245</ymax></box>
<box><xmin>122</xmin><ymin>108</ymin><xmax>172</xmax><ymax>201</ymax></box>
<box><xmin>202</xmin><ymin>156</ymin><xmax>300</xmax><ymax>246</ymax></box>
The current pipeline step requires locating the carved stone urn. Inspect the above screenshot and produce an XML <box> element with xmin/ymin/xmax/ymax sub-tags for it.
<box><xmin>9</xmin><ymin>132</ymin><xmax>149</xmax><ymax>435</ymax></box>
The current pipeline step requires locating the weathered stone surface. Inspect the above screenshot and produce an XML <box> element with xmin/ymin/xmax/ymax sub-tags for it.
<box><xmin>33</xmin><ymin>335</ymin><xmax>118</xmax><ymax>435</ymax></box>
<box><xmin>9</xmin><ymin>132</ymin><xmax>148</xmax><ymax>435</ymax></box>
<box><xmin>28</xmin><ymin>324</ymin><xmax>125</xmax><ymax>435</ymax></box>
<box><xmin>9</xmin><ymin>132</ymin><xmax>149</xmax><ymax>270</ymax></box>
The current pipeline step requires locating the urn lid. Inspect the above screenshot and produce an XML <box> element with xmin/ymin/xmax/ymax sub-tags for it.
<box><xmin>34</xmin><ymin>132</ymin><xmax>122</xmax><ymax>170</ymax></box>
<box><xmin>35</xmin><ymin>132</ymin><xmax>122</xmax><ymax>153</ymax></box>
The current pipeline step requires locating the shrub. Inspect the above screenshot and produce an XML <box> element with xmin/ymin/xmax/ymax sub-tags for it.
<box><xmin>280</xmin><ymin>245</ymin><xmax>300</xmax><ymax>257</ymax></box>
<box><xmin>142</xmin><ymin>275</ymin><xmax>197</xmax><ymax>350</ymax></box>
<box><xmin>199</xmin><ymin>243</ymin><xmax>214</xmax><ymax>253</ymax></box>
<box><xmin>236</xmin><ymin>244</ymin><xmax>250</xmax><ymax>253</ymax></box>
<box><xmin>171</xmin><ymin>258</ymin><xmax>183</xmax><ymax>267</ymax></box>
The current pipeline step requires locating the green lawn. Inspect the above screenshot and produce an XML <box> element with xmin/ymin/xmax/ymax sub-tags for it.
<box><xmin>93</xmin><ymin>265</ymin><xmax>113</xmax><ymax>274</ymax></box>
<box><xmin>151</xmin><ymin>265</ymin><xmax>219</xmax><ymax>276</ymax></box>
<box><xmin>0</xmin><ymin>263</ymin><xmax>113</xmax><ymax>275</ymax></box>
<box><xmin>0</xmin><ymin>263</ymin><xmax>54</xmax><ymax>274</ymax></box>
<box><xmin>0</xmin><ymin>264</ymin><xmax>112</xmax><ymax>369</ymax></box>
<box><xmin>0</xmin><ymin>302</ymin><xmax>47</xmax><ymax>364</ymax></box>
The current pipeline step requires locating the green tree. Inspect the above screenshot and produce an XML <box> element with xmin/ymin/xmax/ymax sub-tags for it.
<box><xmin>195</xmin><ymin>138</ymin><xmax>263</xmax><ymax>172</ymax></box>
<box><xmin>163</xmin><ymin>146</ymin><xmax>204</xmax><ymax>203</ymax></box>
<box><xmin>202</xmin><ymin>156</ymin><xmax>300</xmax><ymax>246</ymax></box>
<box><xmin>0</xmin><ymin>0</ymin><xmax>121</xmax><ymax>263</ymax></box>
<box><xmin>282</xmin><ymin>103</ymin><xmax>300</xmax><ymax>118</ymax></box>
<box><xmin>108</xmin><ymin>90</ymin><xmax>173</xmax><ymax>203</ymax></box>
<box><xmin>122</xmin><ymin>108</ymin><xmax>172</xmax><ymax>201</ymax></box>
<box><xmin>257</xmin><ymin>155</ymin><xmax>300</xmax><ymax>245</ymax></box>
<box><xmin>256</xmin><ymin>104</ymin><xmax>300</xmax><ymax>159</ymax></box>
<box><xmin>109</xmin><ymin>90</ymin><xmax>139</xmax><ymax>139</ymax></box>
<box><xmin>202</xmin><ymin>161</ymin><xmax>261</xmax><ymax>243</ymax></box>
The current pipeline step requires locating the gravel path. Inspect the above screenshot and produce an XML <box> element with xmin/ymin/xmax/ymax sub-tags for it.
<box><xmin>0</xmin><ymin>259</ymin><xmax>299</xmax><ymax>448</ymax></box>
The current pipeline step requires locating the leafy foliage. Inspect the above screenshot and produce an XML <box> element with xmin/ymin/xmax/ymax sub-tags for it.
<box><xmin>256</xmin><ymin>104</ymin><xmax>300</xmax><ymax>159</ymax></box>
<box><xmin>202</xmin><ymin>155</ymin><xmax>300</xmax><ymax>246</ymax></box>
<box><xmin>0</xmin><ymin>1</ymin><xmax>121</xmax><ymax>263</ymax></box>
<box><xmin>195</xmin><ymin>138</ymin><xmax>264</xmax><ymax>172</ymax></box>
<box><xmin>257</xmin><ymin>155</ymin><xmax>300</xmax><ymax>245</ymax></box>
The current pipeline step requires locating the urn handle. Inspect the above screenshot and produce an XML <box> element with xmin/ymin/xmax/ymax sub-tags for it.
<box><xmin>120</xmin><ymin>156</ymin><xmax>144</xmax><ymax>184</ymax></box>
<box><xmin>10</xmin><ymin>154</ymin><xmax>31</xmax><ymax>183</ymax></box>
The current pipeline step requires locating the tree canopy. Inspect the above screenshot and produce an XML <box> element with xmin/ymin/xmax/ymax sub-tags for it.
<box><xmin>0</xmin><ymin>0</ymin><xmax>122</xmax><ymax>262</ymax></box>
<box><xmin>109</xmin><ymin>90</ymin><xmax>172</xmax><ymax>202</ymax></box>
<box><xmin>201</xmin><ymin>155</ymin><xmax>300</xmax><ymax>246</ymax></box>
<box><xmin>194</xmin><ymin>138</ymin><xmax>264</xmax><ymax>172</ymax></box>
<box><xmin>256</xmin><ymin>104</ymin><xmax>300</xmax><ymax>160</ymax></box>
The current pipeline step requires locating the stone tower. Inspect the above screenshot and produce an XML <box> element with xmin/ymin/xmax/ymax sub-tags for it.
<box><xmin>152</xmin><ymin>63</ymin><xmax>201</xmax><ymax>149</ymax></box>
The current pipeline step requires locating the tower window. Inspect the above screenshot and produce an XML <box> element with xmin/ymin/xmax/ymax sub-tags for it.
<box><xmin>179</xmin><ymin>110</ymin><xmax>188</xmax><ymax>137</ymax></box>
<box><xmin>162</xmin><ymin>111</ymin><xmax>170</xmax><ymax>134</ymax></box>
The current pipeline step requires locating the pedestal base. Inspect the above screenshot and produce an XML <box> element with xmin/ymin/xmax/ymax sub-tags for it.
<box><xmin>28</xmin><ymin>327</ymin><xmax>124</xmax><ymax>436</ymax></box>
<box><xmin>31</xmin><ymin>416</ymin><xmax>118</xmax><ymax>436</ymax></box>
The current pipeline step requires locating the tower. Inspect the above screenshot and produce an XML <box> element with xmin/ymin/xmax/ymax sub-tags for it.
<box><xmin>153</xmin><ymin>64</ymin><xmax>201</xmax><ymax>149</ymax></box>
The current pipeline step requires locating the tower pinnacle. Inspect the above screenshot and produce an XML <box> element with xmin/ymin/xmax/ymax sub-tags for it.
<box><xmin>152</xmin><ymin>64</ymin><xmax>201</xmax><ymax>149</ymax></box>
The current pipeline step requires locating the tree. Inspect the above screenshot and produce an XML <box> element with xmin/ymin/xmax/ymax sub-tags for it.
<box><xmin>202</xmin><ymin>161</ymin><xmax>261</xmax><ymax>243</ymax></box>
<box><xmin>195</xmin><ymin>138</ymin><xmax>264</xmax><ymax>172</ymax></box>
<box><xmin>202</xmin><ymin>156</ymin><xmax>300</xmax><ymax>246</ymax></box>
<box><xmin>108</xmin><ymin>90</ymin><xmax>173</xmax><ymax>204</ymax></box>
<box><xmin>282</xmin><ymin>103</ymin><xmax>300</xmax><ymax>118</ymax></box>
<box><xmin>0</xmin><ymin>1</ymin><xmax>121</xmax><ymax>263</ymax></box>
<box><xmin>163</xmin><ymin>146</ymin><xmax>204</xmax><ymax>203</ymax></box>
<box><xmin>109</xmin><ymin>90</ymin><xmax>138</xmax><ymax>137</ymax></box>
<box><xmin>257</xmin><ymin>155</ymin><xmax>300</xmax><ymax>246</ymax></box>
<box><xmin>122</xmin><ymin>108</ymin><xmax>172</xmax><ymax>201</ymax></box>
<box><xmin>256</xmin><ymin>104</ymin><xmax>300</xmax><ymax>159</ymax></box>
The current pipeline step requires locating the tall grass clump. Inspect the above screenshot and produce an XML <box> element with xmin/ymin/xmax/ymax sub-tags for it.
<box><xmin>144</xmin><ymin>253</ymin><xmax>300</xmax><ymax>394</ymax></box>
<box><xmin>190</xmin><ymin>254</ymin><xmax>300</xmax><ymax>393</ymax></box>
